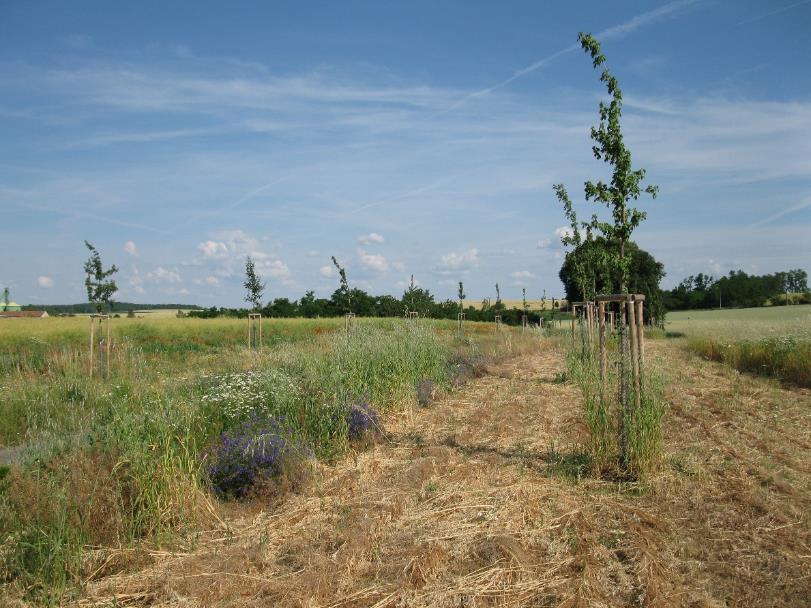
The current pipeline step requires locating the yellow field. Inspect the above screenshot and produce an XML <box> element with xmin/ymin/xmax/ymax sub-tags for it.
<box><xmin>471</xmin><ymin>299</ymin><xmax>568</xmax><ymax>311</ymax></box>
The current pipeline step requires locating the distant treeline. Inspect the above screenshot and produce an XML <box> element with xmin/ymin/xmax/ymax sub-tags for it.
<box><xmin>23</xmin><ymin>302</ymin><xmax>203</xmax><ymax>315</ymax></box>
<box><xmin>188</xmin><ymin>288</ymin><xmax>571</xmax><ymax>325</ymax></box>
<box><xmin>664</xmin><ymin>269</ymin><xmax>809</xmax><ymax>310</ymax></box>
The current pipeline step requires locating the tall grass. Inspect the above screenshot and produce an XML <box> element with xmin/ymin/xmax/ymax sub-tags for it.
<box><xmin>688</xmin><ymin>335</ymin><xmax>811</xmax><ymax>387</ymax></box>
<box><xmin>0</xmin><ymin>318</ymin><xmax>494</xmax><ymax>603</ymax></box>
<box><xmin>566</xmin><ymin>325</ymin><xmax>665</xmax><ymax>477</ymax></box>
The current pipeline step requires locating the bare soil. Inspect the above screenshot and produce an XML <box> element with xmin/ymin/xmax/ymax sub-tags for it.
<box><xmin>72</xmin><ymin>340</ymin><xmax>811</xmax><ymax>607</ymax></box>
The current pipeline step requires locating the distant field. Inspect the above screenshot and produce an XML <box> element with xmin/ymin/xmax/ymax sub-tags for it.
<box><xmin>666</xmin><ymin>305</ymin><xmax>811</xmax><ymax>387</ymax></box>
<box><xmin>472</xmin><ymin>299</ymin><xmax>568</xmax><ymax>311</ymax></box>
<box><xmin>666</xmin><ymin>304</ymin><xmax>811</xmax><ymax>339</ymax></box>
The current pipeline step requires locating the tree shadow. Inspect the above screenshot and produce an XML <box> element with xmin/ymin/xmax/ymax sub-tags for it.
<box><xmin>438</xmin><ymin>436</ymin><xmax>592</xmax><ymax>481</ymax></box>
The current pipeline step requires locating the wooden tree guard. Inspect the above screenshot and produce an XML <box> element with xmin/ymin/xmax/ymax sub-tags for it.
<box><xmin>406</xmin><ymin>311</ymin><xmax>418</xmax><ymax>322</ymax></box>
<box><xmin>457</xmin><ymin>312</ymin><xmax>465</xmax><ymax>334</ymax></box>
<box><xmin>595</xmin><ymin>294</ymin><xmax>646</xmax><ymax>464</ymax></box>
<box><xmin>344</xmin><ymin>312</ymin><xmax>356</xmax><ymax>333</ymax></box>
<box><xmin>89</xmin><ymin>314</ymin><xmax>111</xmax><ymax>378</ymax></box>
<box><xmin>494</xmin><ymin>314</ymin><xmax>502</xmax><ymax>331</ymax></box>
<box><xmin>248</xmin><ymin>313</ymin><xmax>262</xmax><ymax>349</ymax></box>
<box><xmin>521</xmin><ymin>314</ymin><xmax>528</xmax><ymax>332</ymax></box>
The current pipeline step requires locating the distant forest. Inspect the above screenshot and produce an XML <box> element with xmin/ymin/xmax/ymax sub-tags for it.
<box><xmin>23</xmin><ymin>302</ymin><xmax>203</xmax><ymax>315</ymax></box>
<box><xmin>188</xmin><ymin>286</ymin><xmax>570</xmax><ymax>325</ymax></box>
<box><xmin>664</xmin><ymin>269</ymin><xmax>809</xmax><ymax>310</ymax></box>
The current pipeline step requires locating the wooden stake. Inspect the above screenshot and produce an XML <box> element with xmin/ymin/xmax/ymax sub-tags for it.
<box><xmin>598</xmin><ymin>301</ymin><xmax>606</xmax><ymax>383</ymax></box>
<box><xmin>628</xmin><ymin>300</ymin><xmax>640</xmax><ymax>407</ymax></box>
<box><xmin>636</xmin><ymin>300</ymin><xmax>645</xmax><ymax>369</ymax></box>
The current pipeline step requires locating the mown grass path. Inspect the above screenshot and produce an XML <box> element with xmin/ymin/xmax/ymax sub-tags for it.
<box><xmin>74</xmin><ymin>342</ymin><xmax>810</xmax><ymax>607</ymax></box>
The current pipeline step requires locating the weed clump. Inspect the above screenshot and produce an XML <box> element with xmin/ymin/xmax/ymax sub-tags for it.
<box><xmin>346</xmin><ymin>399</ymin><xmax>380</xmax><ymax>440</ymax></box>
<box><xmin>203</xmin><ymin>415</ymin><xmax>309</xmax><ymax>500</ymax></box>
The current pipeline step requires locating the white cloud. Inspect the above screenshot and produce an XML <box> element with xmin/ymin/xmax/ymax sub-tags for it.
<box><xmin>511</xmin><ymin>270</ymin><xmax>535</xmax><ymax>279</ymax></box>
<box><xmin>392</xmin><ymin>261</ymin><xmax>405</xmax><ymax>271</ymax></box>
<box><xmin>554</xmin><ymin>226</ymin><xmax>574</xmax><ymax>240</ymax></box>
<box><xmin>537</xmin><ymin>238</ymin><xmax>551</xmax><ymax>249</ymax></box>
<box><xmin>319</xmin><ymin>265</ymin><xmax>334</xmax><ymax>278</ymax></box>
<box><xmin>198</xmin><ymin>240</ymin><xmax>229</xmax><ymax>259</ymax></box>
<box><xmin>146</xmin><ymin>266</ymin><xmax>182</xmax><ymax>283</ymax></box>
<box><xmin>357</xmin><ymin>232</ymin><xmax>384</xmax><ymax>245</ymax></box>
<box><xmin>123</xmin><ymin>240</ymin><xmax>138</xmax><ymax>257</ymax></box>
<box><xmin>358</xmin><ymin>249</ymin><xmax>388</xmax><ymax>272</ymax></box>
<box><xmin>37</xmin><ymin>276</ymin><xmax>54</xmax><ymax>288</ymax></box>
<box><xmin>307</xmin><ymin>250</ymin><xmax>320</xmax><ymax>257</ymax></box>
<box><xmin>434</xmin><ymin>248</ymin><xmax>479</xmax><ymax>274</ymax></box>
<box><xmin>194</xmin><ymin>275</ymin><xmax>220</xmax><ymax>286</ymax></box>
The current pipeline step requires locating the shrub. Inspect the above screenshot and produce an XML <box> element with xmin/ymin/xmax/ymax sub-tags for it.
<box><xmin>346</xmin><ymin>399</ymin><xmax>380</xmax><ymax>440</ymax></box>
<box><xmin>203</xmin><ymin>416</ymin><xmax>308</xmax><ymax>499</ymax></box>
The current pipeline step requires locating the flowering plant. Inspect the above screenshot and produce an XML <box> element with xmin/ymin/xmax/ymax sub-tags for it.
<box><xmin>203</xmin><ymin>415</ymin><xmax>308</xmax><ymax>499</ymax></box>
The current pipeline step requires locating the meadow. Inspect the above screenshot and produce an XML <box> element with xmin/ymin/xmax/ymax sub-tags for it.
<box><xmin>665</xmin><ymin>304</ymin><xmax>811</xmax><ymax>386</ymax></box>
<box><xmin>0</xmin><ymin>315</ymin><xmax>533</xmax><ymax>604</ymax></box>
<box><xmin>1</xmin><ymin>308</ymin><xmax>809</xmax><ymax>606</ymax></box>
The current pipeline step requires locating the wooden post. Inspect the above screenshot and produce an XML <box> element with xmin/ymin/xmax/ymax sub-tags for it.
<box><xmin>248</xmin><ymin>313</ymin><xmax>262</xmax><ymax>348</ymax></box>
<box><xmin>598</xmin><ymin>302</ymin><xmax>606</xmax><ymax>383</ymax></box>
<box><xmin>636</xmin><ymin>300</ymin><xmax>645</xmax><ymax>369</ymax></box>
<box><xmin>457</xmin><ymin>312</ymin><xmax>465</xmax><ymax>335</ymax></box>
<box><xmin>89</xmin><ymin>315</ymin><xmax>94</xmax><ymax>375</ymax></box>
<box><xmin>628</xmin><ymin>300</ymin><xmax>640</xmax><ymax>407</ymax></box>
<box><xmin>89</xmin><ymin>314</ymin><xmax>111</xmax><ymax>378</ymax></box>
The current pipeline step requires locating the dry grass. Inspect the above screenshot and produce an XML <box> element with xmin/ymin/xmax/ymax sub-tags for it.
<box><xmin>64</xmin><ymin>339</ymin><xmax>810</xmax><ymax>607</ymax></box>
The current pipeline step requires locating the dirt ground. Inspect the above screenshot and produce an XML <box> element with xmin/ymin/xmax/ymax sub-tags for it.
<box><xmin>73</xmin><ymin>340</ymin><xmax>810</xmax><ymax>607</ymax></box>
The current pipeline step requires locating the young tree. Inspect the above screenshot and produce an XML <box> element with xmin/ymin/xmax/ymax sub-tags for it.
<box><xmin>458</xmin><ymin>281</ymin><xmax>466</xmax><ymax>313</ymax></box>
<box><xmin>83</xmin><ymin>240</ymin><xmax>119</xmax><ymax>313</ymax></box>
<box><xmin>522</xmin><ymin>287</ymin><xmax>528</xmax><ymax>314</ymax></box>
<box><xmin>554</xmin><ymin>33</ymin><xmax>658</xmax><ymax>294</ymax></box>
<box><xmin>494</xmin><ymin>283</ymin><xmax>503</xmax><ymax>310</ymax></box>
<box><xmin>331</xmin><ymin>256</ymin><xmax>351</xmax><ymax>313</ymax></box>
<box><xmin>243</xmin><ymin>256</ymin><xmax>266</xmax><ymax>311</ymax></box>
<box><xmin>2</xmin><ymin>287</ymin><xmax>9</xmax><ymax>308</ymax></box>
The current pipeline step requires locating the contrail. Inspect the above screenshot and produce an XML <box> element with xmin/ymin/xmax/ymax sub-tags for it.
<box><xmin>734</xmin><ymin>0</ymin><xmax>811</xmax><ymax>27</ymax></box>
<box><xmin>439</xmin><ymin>0</ymin><xmax>702</xmax><ymax>114</ymax></box>
<box><xmin>753</xmin><ymin>197</ymin><xmax>811</xmax><ymax>227</ymax></box>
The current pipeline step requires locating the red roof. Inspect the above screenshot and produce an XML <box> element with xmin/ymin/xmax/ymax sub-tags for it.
<box><xmin>0</xmin><ymin>310</ymin><xmax>49</xmax><ymax>318</ymax></box>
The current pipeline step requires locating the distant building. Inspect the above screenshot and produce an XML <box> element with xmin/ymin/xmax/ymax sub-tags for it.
<box><xmin>0</xmin><ymin>310</ymin><xmax>49</xmax><ymax>318</ymax></box>
<box><xmin>0</xmin><ymin>300</ymin><xmax>22</xmax><ymax>311</ymax></box>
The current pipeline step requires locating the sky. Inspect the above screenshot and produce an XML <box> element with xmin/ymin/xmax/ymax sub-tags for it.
<box><xmin>1</xmin><ymin>0</ymin><xmax>810</xmax><ymax>306</ymax></box>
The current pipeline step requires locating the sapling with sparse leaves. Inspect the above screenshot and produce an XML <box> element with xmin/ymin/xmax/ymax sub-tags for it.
<box><xmin>244</xmin><ymin>256</ymin><xmax>266</xmax><ymax>311</ymax></box>
<box><xmin>553</xmin><ymin>32</ymin><xmax>662</xmax><ymax>475</ymax></box>
<box><xmin>331</xmin><ymin>256</ymin><xmax>352</xmax><ymax>314</ymax></box>
<box><xmin>83</xmin><ymin>241</ymin><xmax>119</xmax><ymax>313</ymax></box>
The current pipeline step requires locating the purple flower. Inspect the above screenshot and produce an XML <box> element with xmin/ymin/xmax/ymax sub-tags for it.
<box><xmin>346</xmin><ymin>398</ymin><xmax>379</xmax><ymax>439</ymax></box>
<box><xmin>203</xmin><ymin>415</ymin><xmax>305</xmax><ymax>499</ymax></box>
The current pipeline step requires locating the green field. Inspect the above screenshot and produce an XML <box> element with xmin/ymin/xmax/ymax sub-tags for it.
<box><xmin>666</xmin><ymin>304</ymin><xmax>811</xmax><ymax>337</ymax></box>
<box><xmin>0</xmin><ymin>315</ymin><xmax>540</xmax><ymax>603</ymax></box>
<box><xmin>665</xmin><ymin>305</ymin><xmax>811</xmax><ymax>387</ymax></box>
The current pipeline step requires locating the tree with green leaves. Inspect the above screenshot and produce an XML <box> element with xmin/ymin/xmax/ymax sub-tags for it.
<box><xmin>553</xmin><ymin>33</ymin><xmax>662</xmax><ymax>475</ymax></box>
<box><xmin>554</xmin><ymin>33</ymin><xmax>658</xmax><ymax>294</ymax></box>
<box><xmin>494</xmin><ymin>283</ymin><xmax>503</xmax><ymax>310</ymax></box>
<box><xmin>83</xmin><ymin>241</ymin><xmax>119</xmax><ymax>313</ymax></box>
<box><xmin>522</xmin><ymin>287</ymin><xmax>528</xmax><ymax>314</ymax></box>
<box><xmin>458</xmin><ymin>281</ymin><xmax>466</xmax><ymax>313</ymax></box>
<box><xmin>331</xmin><ymin>256</ymin><xmax>351</xmax><ymax>314</ymax></box>
<box><xmin>2</xmin><ymin>287</ymin><xmax>9</xmax><ymax>308</ymax></box>
<box><xmin>243</xmin><ymin>256</ymin><xmax>266</xmax><ymax>311</ymax></box>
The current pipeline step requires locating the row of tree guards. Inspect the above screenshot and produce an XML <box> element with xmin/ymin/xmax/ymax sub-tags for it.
<box><xmin>572</xmin><ymin>294</ymin><xmax>645</xmax><ymax>384</ymax></box>
<box><xmin>88</xmin><ymin>307</ymin><xmax>566</xmax><ymax>375</ymax></box>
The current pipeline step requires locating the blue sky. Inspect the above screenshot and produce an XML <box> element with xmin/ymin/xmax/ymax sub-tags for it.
<box><xmin>2</xmin><ymin>0</ymin><xmax>810</xmax><ymax>306</ymax></box>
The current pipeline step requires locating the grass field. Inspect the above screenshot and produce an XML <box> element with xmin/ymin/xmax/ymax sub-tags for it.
<box><xmin>665</xmin><ymin>305</ymin><xmax>811</xmax><ymax>387</ymax></box>
<box><xmin>0</xmin><ymin>315</ymin><xmax>540</xmax><ymax>604</ymax></box>
<box><xmin>1</xmin><ymin>310</ymin><xmax>809</xmax><ymax>605</ymax></box>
